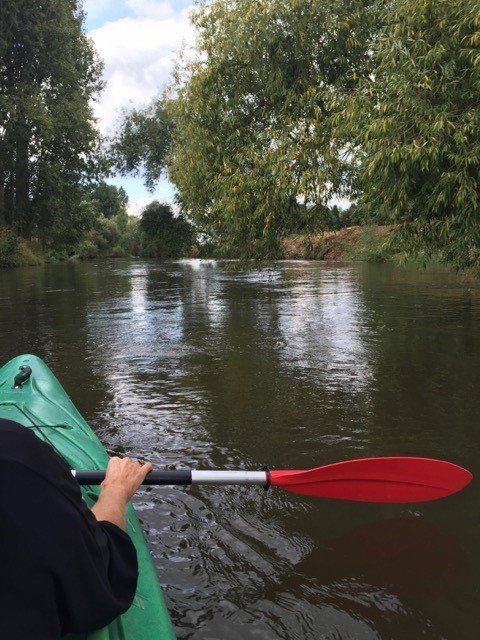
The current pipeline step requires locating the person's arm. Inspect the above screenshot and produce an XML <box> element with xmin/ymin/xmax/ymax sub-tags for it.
<box><xmin>91</xmin><ymin>457</ymin><xmax>153</xmax><ymax>530</ymax></box>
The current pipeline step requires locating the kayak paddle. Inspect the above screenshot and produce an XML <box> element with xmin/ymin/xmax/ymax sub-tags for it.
<box><xmin>73</xmin><ymin>456</ymin><xmax>472</xmax><ymax>503</ymax></box>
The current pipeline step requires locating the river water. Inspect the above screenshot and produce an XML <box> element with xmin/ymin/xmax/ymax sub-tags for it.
<box><xmin>0</xmin><ymin>259</ymin><xmax>478</xmax><ymax>639</ymax></box>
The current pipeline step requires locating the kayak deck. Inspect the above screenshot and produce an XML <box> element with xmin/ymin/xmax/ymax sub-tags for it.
<box><xmin>0</xmin><ymin>354</ymin><xmax>175</xmax><ymax>640</ymax></box>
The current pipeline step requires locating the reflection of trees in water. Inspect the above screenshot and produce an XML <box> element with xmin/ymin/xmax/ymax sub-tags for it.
<box><xmin>0</xmin><ymin>260</ymin><xmax>120</xmax><ymax>420</ymax></box>
<box><xmin>161</xmin><ymin>261</ymin><xmax>377</xmax><ymax>470</ymax></box>
<box><xmin>276</xmin><ymin>265</ymin><xmax>374</xmax><ymax>394</ymax></box>
<box><xmin>355</xmin><ymin>264</ymin><xmax>480</xmax><ymax>464</ymax></box>
<box><xmin>76</xmin><ymin>259</ymin><xmax>375</xmax><ymax>472</ymax></box>
<box><xmin>80</xmin><ymin>261</ymin><xmax>200</xmax><ymax>455</ymax></box>
<box><xmin>148</xmin><ymin>261</ymin><xmax>477</xmax><ymax>639</ymax></box>
<box><xmin>4</xmin><ymin>256</ymin><xmax>477</xmax><ymax>468</ymax></box>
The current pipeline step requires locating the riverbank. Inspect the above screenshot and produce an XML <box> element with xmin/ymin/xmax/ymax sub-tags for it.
<box><xmin>0</xmin><ymin>207</ymin><xmax>193</xmax><ymax>267</ymax></box>
<box><xmin>282</xmin><ymin>226</ymin><xmax>393</xmax><ymax>261</ymax></box>
<box><xmin>0</xmin><ymin>224</ymin><xmax>427</xmax><ymax>268</ymax></box>
<box><xmin>0</xmin><ymin>231</ymin><xmax>44</xmax><ymax>268</ymax></box>
<box><xmin>0</xmin><ymin>230</ymin><xmax>132</xmax><ymax>268</ymax></box>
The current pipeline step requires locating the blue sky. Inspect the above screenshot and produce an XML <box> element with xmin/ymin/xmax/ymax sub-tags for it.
<box><xmin>84</xmin><ymin>0</ymin><xmax>195</xmax><ymax>214</ymax></box>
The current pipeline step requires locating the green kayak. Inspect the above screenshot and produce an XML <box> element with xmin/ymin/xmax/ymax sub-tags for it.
<box><xmin>0</xmin><ymin>354</ymin><xmax>175</xmax><ymax>640</ymax></box>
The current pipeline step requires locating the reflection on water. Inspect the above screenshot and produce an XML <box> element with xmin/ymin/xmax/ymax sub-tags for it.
<box><xmin>0</xmin><ymin>259</ymin><xmax>479</xmax><ymax>639</ymax></box>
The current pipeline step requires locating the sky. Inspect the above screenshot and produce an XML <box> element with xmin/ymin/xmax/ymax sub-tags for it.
<box><xmin>84</xmin><ymin>0</ymin><xmax>195</xmax><ymax>216</ymax></box>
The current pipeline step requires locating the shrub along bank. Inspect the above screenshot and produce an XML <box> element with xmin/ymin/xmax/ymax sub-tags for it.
<box><xmin>0</xmin><ymin>199</ymin><xmax>197</xmax><ymax>268</ymax></box>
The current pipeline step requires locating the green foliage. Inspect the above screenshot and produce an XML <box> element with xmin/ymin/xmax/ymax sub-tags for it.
<box><xmin>0</xmin><ymin>0</ymin><xmax>103</xmax><ymax>242</ymax></box>
<box><xmin>344</xmin><ymin>0</ymin><xmax>480</xmax><ymax>270</ymax></box>
<box><xmin>116</xmin><ymin>214</ymin><xmax>141</xmax><ymax>255</ymax></box>
<box><xmin>90</xmin><ymin>182</ymin><xmax>128</xmax><ymax>219</ymax></box>
<box><xmin>72</xmin><ymin>213</ymin><xmax>141</xmax><ymax>259</ymax></box>
<box><xmin>165</xmin><ymin>0</ymin><xmax>377</xmax><ymax>257</ymax></box>
<box><xmin>0</xmin><ymin>230</ymin><xmax>19</xmax><ymax>267</ymax></box>
<box><xmin>139</xmin><ymin>201</ymin><xmax>195</xmax><ymax>258</ymax></box>
<box><xmin>110</xmin><ymin>0</ymin><xmax>480</xmax><ymax>270</ymax></box>
<box><xmin>307</xmin><ymin>205</ymin><xmax>356</xmax><ymax>231</ymax></box>
<box><xmin>111</xmin><ymin>103</ymin><xmax>173</xmax><ymax>191</ymax></box>
<box><xmin>341</xmin><ymin>202</ymin><xmax>375</xmax><ymax>227</ymax></box>
<box><xmin>343</xmin><ymin>227</ymin><xmax>392</xmax><ymax>263</ymax></box>
<box><xmin>89</xmin><ymin>217</ymin><xmax>121</xmax><ymax>251</ymax></box>
<box><xmin>0</xmin><ymin>229</ymin><xmax>43</xmax><ymax>266</ymax></box>
<box><xmin>71</xmin><ymin>239</ymin><xmax>97</xmax><ymax>260</ymax></box>
<box><xmin>107</xmin><ymin>1</ymin><xmax>402</xmax><ymax>262</ymax></box>
<box><xmin>110</xmin><ymin>0</ymin><xmax>377</xmax><ymax>258</ymax></box>
<box><xmin>4</xmin><ymin>0</ymin><xmax>477</xmax><ymax>270</ymax></box>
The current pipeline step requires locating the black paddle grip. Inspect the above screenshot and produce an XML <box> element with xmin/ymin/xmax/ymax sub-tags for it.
<box><xmin>75</xmin><ymin>469</ymin><xmax>192</xmax><ymax>486</ymax></box>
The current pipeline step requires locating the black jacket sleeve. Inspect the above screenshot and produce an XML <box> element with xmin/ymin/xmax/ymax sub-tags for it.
<box><xmin>0</xmin><ymin>420</ymin><xmax>138</xmax><ymax>639</ymax></box>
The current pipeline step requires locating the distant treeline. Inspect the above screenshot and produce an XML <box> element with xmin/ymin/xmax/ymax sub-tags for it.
<box><xmin>113</xmin><ymin>0</ymin><xmax>480</xmax><ymax>268</ymax></box>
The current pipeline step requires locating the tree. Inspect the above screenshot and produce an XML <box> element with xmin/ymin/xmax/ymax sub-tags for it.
<box><xmin>111</xmin><ymin>102</ymin><xmax>173</xmax><ymax>191</ymax></box>
<box><xmin>140</xmin><ymin>201</ymin><xmax>195</xmax><ymax>258</ymax></box>
<box><xmin>0</xmin><ymin>0</ymin><xmax>103</xmax><ymax>243</ymax></box>
<box><xmin>111</xmin><ymin>0</ymin><xmax>378</xmax><ymax>258</ymax></box>
<box><xmin>90</xmin><ymin>182</ymin><xmax>128</xmax><ymax>219</ymax></box>
<box><xmin>345</xmin><ymin>0</ymin><xmax>480</xmax><ymax>269</ymax></box>
<box><xmin>165</xmin><ymin>0</ymin><xmax>377</xmax><ymax>257</ymax></box>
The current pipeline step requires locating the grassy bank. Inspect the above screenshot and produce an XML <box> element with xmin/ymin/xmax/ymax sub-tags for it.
<box><xmin>0</xmin><ymin>228</ymin><xmax>133</xmax><ymax>268</ymax></box>
<box><xmin>0</xmin><ymin>231</ymin><xmax>44</xmax><ymax>267</ymax></box>
<box><xmin>282</xmin><ymin>226</ymin><xmax>394</xmax><ymax>262</ymax></box>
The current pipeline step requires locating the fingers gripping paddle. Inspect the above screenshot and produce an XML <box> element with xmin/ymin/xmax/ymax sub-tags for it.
<box><xmin>73</xmin><ymin>456</ymin><xmax>472</xmax><ymax>503</ymax></box>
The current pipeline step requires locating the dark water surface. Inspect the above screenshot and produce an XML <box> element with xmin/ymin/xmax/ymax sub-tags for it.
<box><xmin>1</xmin><ymin>259</ymin><xmax>479</xmax><ymax>639</ymax></box>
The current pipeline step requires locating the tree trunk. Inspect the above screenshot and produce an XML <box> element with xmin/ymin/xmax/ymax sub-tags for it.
<box><xmin>5</xmin><ymin>175</ymin><xmax>14</xmax><ymax>227</ymax></box>
<box><xmin>0</xmin><ymin>134</ymin><xmax>9</xmax><ymax>228</ymax></box>
<box><xmin>0</xmin><ymin>148</ymin><xmax>5</xmax><ymax>227</ymax></box>
<box><xmin>14</xmin><ymin>123</ymin><xmax>30</xmax><ymax>237</ymax></box>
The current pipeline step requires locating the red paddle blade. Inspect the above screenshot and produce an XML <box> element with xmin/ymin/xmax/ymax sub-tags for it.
<box><xmin>270</xmin><ymin>457</ymin><xmax>472</xmax><ymax>503</ymax></box>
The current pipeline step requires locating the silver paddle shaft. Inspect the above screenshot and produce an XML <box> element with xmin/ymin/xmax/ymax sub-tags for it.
<box><xmin>191</xmin><ymin>470</ymin><xmax>266</xmax><ymax>485</ymax></box>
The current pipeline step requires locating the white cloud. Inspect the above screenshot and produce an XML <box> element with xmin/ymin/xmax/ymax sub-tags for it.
<box><xmin>89</xmin><ymin>2</ymin><xmax>194</xmax><ymax>134</ymax></box>
<box><xmin>125</xmin><ymin>0</ymin><xmax>176</xmax><ymax>19</ymax></box>
<box><xmin>127</xmin><ymin>194</ymin><xmax>180</xmax><ymax>216</ymax></box>
<box><xmin>127</xmin><ymin>195</ymin><xmax>154</xmax><ymax>217</ymax></box>
<box><xmin>329</xmin><ymin>196</ymin><xmax>351</xmax><ymax>210</ymax></box>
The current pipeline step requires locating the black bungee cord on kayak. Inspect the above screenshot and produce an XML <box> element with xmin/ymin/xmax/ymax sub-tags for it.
<box><xmin>12</xmin><ymin>365</ymin><xmax>32</xmax><ymax>389</ymax></box>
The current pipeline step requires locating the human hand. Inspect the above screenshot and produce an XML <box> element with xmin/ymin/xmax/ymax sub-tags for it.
<box><xmin>100</xmin><ymin>456</ymin><xmax>153</xmax><ymax>503</ymax></box>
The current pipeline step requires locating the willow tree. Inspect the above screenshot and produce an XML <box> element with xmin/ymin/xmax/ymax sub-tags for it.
<box><xmin>111</xmin><ymin>102</ymin><xmax>173</xmax><ymax>192</ymax></box>
<box><xmin>345</xmin><ymin>0</ymin><xmax>480</xmax><ymax>269</ymax></box>
<box><xmin>0</xmin><ymin>0</ymin><xmax>103</xmax><ymax>242</ymax></box>
<box><xmin>164</xmin><ymin>0</ymin><xmax>377</xmax><ymax>257</ymax></box>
